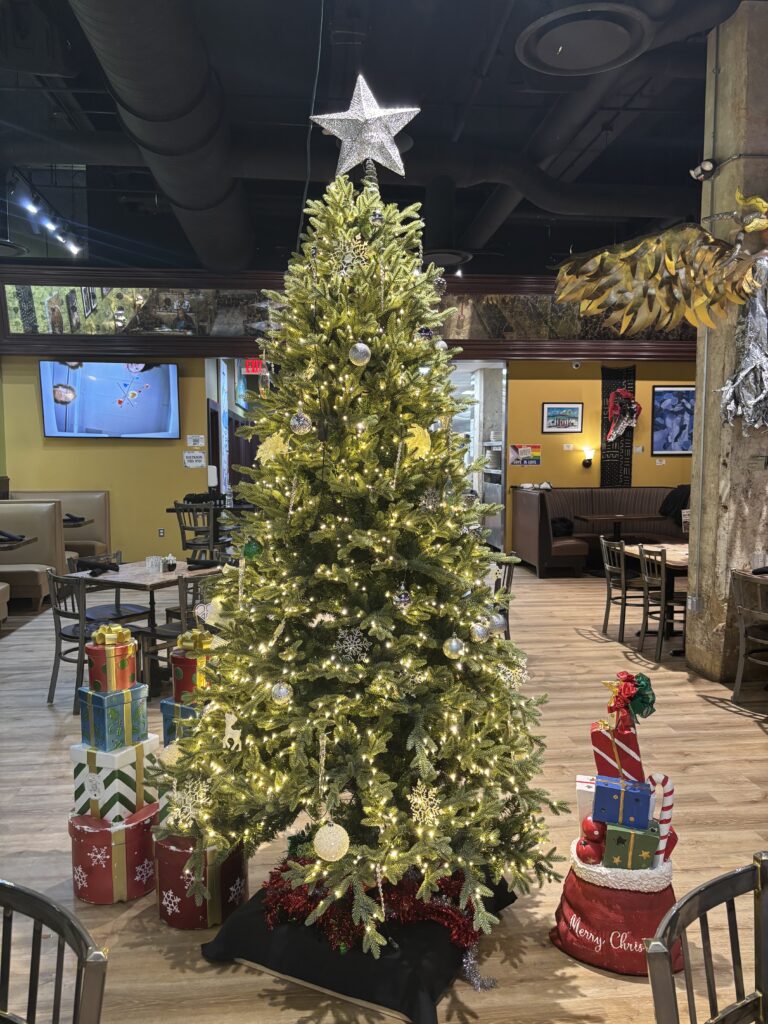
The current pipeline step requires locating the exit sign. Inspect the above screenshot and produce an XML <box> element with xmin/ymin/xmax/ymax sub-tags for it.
<box><xmin>242</xmin><ymin>358</ymin><xmax>264</xmax><ymax>375</ymax></box>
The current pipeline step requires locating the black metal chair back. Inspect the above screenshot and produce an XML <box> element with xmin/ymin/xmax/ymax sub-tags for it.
<box><xmin>173</xmin><ymin>502</ymin><xmax>216</xmax><ymax>561</ymax></box>
<box><xmin>600</xmin><ymin>536</ymin><xmax>628</xmax><ymax>586</ymax></box>
<box><xmin>177</xmin><ymin>572</ymin><xmax>211</xmax><ymax>632</ymax></box>
<box><xmin>0</xmin><ymin>878</ymin><xmax>107</xmax><ymax>1024</ymax></box>
<box><xmin>731</xmin><ymin>571</ymin><xmax>768</xmax><ymax>703</ymax></box>
<box><xmin>645</xmin><ymin>851</ymin><xmax>768</xmax><ymax>1024</ymax></box>
<box><xmin>46</xmin><ymin>573</ymin><xmax>115</xmax><ymax>711</ymax></box>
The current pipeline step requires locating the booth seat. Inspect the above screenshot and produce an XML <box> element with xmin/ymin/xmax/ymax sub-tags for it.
<box><xmin>512</xmin><ymin>486</ymin><xmax>686</xmax><ymax>577</ymax></box>
<box><xmin>11</xmin><ymin>490</ymin><xmax>110</xmax><ymax>557</ymax></box>
<box><xmin>0</xmin><ymin>582</ymin><xmax>8</xmax><ymax>622</ymax></box>
<box><xmin>0</xmin><ymin>500</ymin><xmax>73</xmax><ymax>608</ymax></box>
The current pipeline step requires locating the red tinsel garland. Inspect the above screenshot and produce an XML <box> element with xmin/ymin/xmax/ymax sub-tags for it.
<box><xmin>262</xmin><ymin>859</ymin><xmax>482</xmax><ymax>953</ymax></box>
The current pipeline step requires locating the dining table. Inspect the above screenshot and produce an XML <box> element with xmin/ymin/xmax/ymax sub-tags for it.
<box><xmin>573</xmin><ymin>512</ymin><xmax>666</xmax><ymax>542</ymax></box>
<box><xmin>69</xmin><ymin>559</ymin><xmax>222</xmax><ymax>629</ymax></box>
<box><xmin>0</xmin><ymin>535</ymin><xmax>37</xmax><ymax>552</ymax></box>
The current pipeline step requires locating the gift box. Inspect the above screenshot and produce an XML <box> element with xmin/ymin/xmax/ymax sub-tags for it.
<box><xmin>590</xmin><ymin>720</ymin><xmax>644</xmax><ymax>783</ymax></box>
<box><xmin>155</xmin><ymin>835</ymin><xmax>248</xmax><ymax>929</ymax></box>
<box><xmin>68</xmin><ymin>802</ymin><xmax>158</xmax><ymax>904</ymax></box>
<box><xmin>603</xmin><ymin>822</ymin><xmax>660</xmax><ymax>870</ymax></box>
<box><xmin>592</xmin><ymin>775</ymin><xmax>652</xmax><ymax>830</ymax></box>
<box><xmin>171</xmin><ymin>628</ymin><xmax>214</xmax><ymax>702</ymax></box>
<box><xmin>160</xmin><ymin>698</ymin><xmax>199</xmax><ymax>746</ymax></box>
<box><xmin>78</xmin><ymin>684</ymin><xmax>148</xmax><ymax>752</ymax></box>
<box><xmin>576</xmin><ymin>774</ymin><xmax>596</xmax><ymax>822</ymax></box>
<box><xmin>70</xmin><ymin>735</ymin><xmax>159</xmax><ymax>821</ymax></box>
<box><xmin>86</xmin><ymin>624</ymin><xmax>138</xmax><ymax>693</ymax></box>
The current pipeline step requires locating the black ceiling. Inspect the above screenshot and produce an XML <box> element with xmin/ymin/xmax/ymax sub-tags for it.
<box><xmin>0</xmin><ymin>0</ymin><xmax>740</xmax><ymax>275</ymax></box>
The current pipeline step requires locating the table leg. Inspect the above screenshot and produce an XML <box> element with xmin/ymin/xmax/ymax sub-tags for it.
<box><xmin>149</xmin><ymin>590</ymin><xmax>157</xmax><ymax>630</ymax></box>
<box><xmin>613</xmin><ymin>522</ymin><xmax>622</xmax><ymax>542</ymax></box>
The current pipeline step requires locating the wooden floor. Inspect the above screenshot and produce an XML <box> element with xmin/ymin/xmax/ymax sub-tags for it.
<box><xmin>1</xmin><ymin>568</ymin><xmax>767</xmax><ymax>1024</ymax></box>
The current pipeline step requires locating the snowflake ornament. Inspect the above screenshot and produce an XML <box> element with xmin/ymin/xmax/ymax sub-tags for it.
<box><xmin>408</xmin><ymin>781</ymin><xmax>441</xmax><ymax>828</ymax></box>
<box><xmin>161</xmin><ymin>889</ymin><xmax>181</xmax><ymax>916</ymax></box>
<box><xmin>228</xmin><ymin>876</ymin><xmax>246</xmax><ymax>904</ymax></box>
<box><xmin>88</xmin><ymin>846</ymin><xmax>109</xmax><ymax>868</ymax></box>
<box><xmin>419</xmin><ymin>488</ymin><xmax>442</xmax><ymax>513</ymax></box>
<box><xmin>166</xmin><ymin>777</ymin><xmax>211</xmax><ymax>832</ymax></box>
<box><xmin>134</xmin><ymin>859</ymin><xmax>154</xmax><ymax>885</ymax></box>
<box><xmin>335</xmin><ymin>626</ymin><xmax>372</xmax><ymax>663</ymax></box>
<box><xmin>332</xmin><ymin>235</ymin><xmax>369</xmax><ymax>277</ymax></box>
<box><xmin>73</xmin><ymin>865</ymin><xmax>88</xmax><ymax>890</ymax></box>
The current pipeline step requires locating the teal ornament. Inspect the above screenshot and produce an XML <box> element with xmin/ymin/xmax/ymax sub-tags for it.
<box><xmin>243</xmin><ymin>539</ymin><xmax>263</xmax><ymax>560</ymax></box>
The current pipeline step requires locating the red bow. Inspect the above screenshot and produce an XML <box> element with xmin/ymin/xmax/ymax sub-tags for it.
<box><xmin>608</xmin><ymin>673</ymin><xmax>638</xmax><ymax>730</ymax></box>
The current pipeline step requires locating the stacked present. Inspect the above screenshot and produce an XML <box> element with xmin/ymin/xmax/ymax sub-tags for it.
<box><xmin>159</xmin><ymin>628</ymin><xmax>211</xmax><ymax>745</ymax></box>
<box><xmin>551</xmin><ymin>671</ymin><xmax>682</xmax><ymax>976</ymax></box>
<box><xmin>68</xmin><ymin>624</ymin><xmax>160</xmax><ymax>904</ymax></box>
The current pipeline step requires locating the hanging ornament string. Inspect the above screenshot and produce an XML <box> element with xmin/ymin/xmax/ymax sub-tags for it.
<box><xmin>287</xmin><ymin>475</ymin><xmax>299</xmax><ymax>518</ymax></box>
<box><xmin>392</xmin><ymin>440</ymin><xmax>404</xmax><ymax>490</ymax></box>
<box><xmin>317</xmin><ymin>731</ymin><xmax>329</xmax><ymax>822</ymax></box>
<box><xmin>238</xmin><ymin>557</ymin><xmax>245</xmax><ymax>610</ymax></box>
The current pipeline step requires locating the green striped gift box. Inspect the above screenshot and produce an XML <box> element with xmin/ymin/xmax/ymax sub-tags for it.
<box><xmin>70</xmin><ymin>735</ymin><xmax>160</xmax><ymax>821</ymax></box>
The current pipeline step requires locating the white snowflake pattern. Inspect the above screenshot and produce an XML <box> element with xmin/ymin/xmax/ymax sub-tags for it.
<box><xmin>88</xmin><ymin>846</ymin><xmax>109</xmax><ymax>868</ymax></box>
<box><xmin>418</xmin><ymin>488</ymin><xmax>442</xmax><ymax>513</ymax></box>
<box><xmin>335</xmin><ymin>627</ymin><xmax>372</xmax><ymax>663</ymax></box>
<box><xmin>165</xmin><ymin>777</ymin><xmax>211</xmax><ymax>832</ymax></box>
<box><xmin>161</xmin><ymin>889</ymin><xmax>181</xmax><ymax>916</ymax></box>
<box><xmin>73</xmin><ymin>865</ymin><xmax>88</xmax><ymax>890</ymax></box>
<box><xmin>134</xmin><ymin>859</ymin><xmax>154</xmax><ymax>885</ymax></box>
<box><xmin>228</xmin><ymin>876</ymin><xmax>246</xmax><ymax>904</ymax></box>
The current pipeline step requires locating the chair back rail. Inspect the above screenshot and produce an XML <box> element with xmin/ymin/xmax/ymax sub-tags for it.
<box><xmin>600</xmin><ymin>536</ymin><xmax>628</xmax><ymax>584</ymax></box>
<box><xmin>645</xmin><ymin>853</ymin><xmax>768</xmax><ymax>1024</ymax></box>
<box><xmin>173</xmin><ymin>503</ymin><xmax>216</xmax><ymax>558</ymax></box>
<box><xmin>177</xmin><ymin>573</ymin><xmax>211</xmax><ymax>631</ymax></box>
<box><xmin>732</xmin><ymin>571</ymin><xmax>768</xmax><ymax>622</ymax></box>
<box><xmin>0</xmin><ymin>879</ymin><xmax>107</xmax><ymax>1024</ymax></box>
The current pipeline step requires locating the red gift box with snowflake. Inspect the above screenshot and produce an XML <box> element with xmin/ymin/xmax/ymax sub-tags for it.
<box><xmin>155</xmin><ymin>835</ymin><xmax>248</xmax><ymax>929</ymax></box>
<box><xmin>68</xmin><ymin>802</ymin><xmax>159</xmax><ymax>904</ymax></box>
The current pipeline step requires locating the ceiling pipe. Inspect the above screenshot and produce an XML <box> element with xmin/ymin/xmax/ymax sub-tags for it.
<box><xmin>461</xmin><ymin>41</ymin><xmax>707</xmax><ymax>250</ymax></box>
<box><xmin>67</xmin><ymin>0</ymin><xmax>255</xmax><ymax>271</ymax></box>
<box><xmin>451</xmin><ymin>0</ymin><xmax>518</xmax><ymax>144</ymax></box>
<box><xmin>460</xmin><ymin>0</ymin><xmax>740</xmax><ymax>251</ymax></box>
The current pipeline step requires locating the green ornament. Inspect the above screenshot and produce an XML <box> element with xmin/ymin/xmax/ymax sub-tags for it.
<box><xmin>243</xmin><ymin>539</ymin><xmax>263</xmax><ymax>560</ymax></box>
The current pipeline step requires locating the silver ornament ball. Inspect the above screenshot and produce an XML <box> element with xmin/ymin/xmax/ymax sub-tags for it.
<box><xmin>313</xmin><ymin>822</ymin><xmax>350</xmax><ymax>862</ymax></box>
<box><xmin>349</xmin><ymin>341</ymin><xmax>372</xmax><ymax>367</ymax></box>
<box><xmin>443</xmin><ymin>634</ymin><xmax>465</xmax><ymax>660</ymax></box>
<box><xmin>489</xmin><ymin>611</ymin><xmax>507</xmax><ymax>633</ymax></box>
<box><xmin>290</xmin><ymin>410</ymin><xmax>312</xmax><ymax>435</ymax></box>
<box><xmin>469</xmin><ymin>621</ymin><xmax>490</xmax><ymax>644</ymax></box>
<box><xmin>434</xmin><ymin>276</ymin><xmax>447</xmax><ymax>296</ymax></box>
<box><xmin>271</xmin><ymin>681</ymin><xmax>293</xmax><ymax>705</ymax></box>
<box><xmin>392</xmin><ymin>585</ymin><xmax>412</xmax><ymax>609</ymax></box>
<box><xmin>435</xmin><ymin>339</ymin><xmax>448</xmax><ymax>352</ymax></box>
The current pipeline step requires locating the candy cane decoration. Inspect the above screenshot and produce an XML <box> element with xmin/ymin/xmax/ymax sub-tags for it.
<box><xmin>647</xmin><ymin>772</ymin><xmax>674</xmax><ymax>868</ymax></box>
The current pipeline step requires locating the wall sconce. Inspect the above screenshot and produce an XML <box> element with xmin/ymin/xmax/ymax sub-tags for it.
<box><xmin>582</xmin><ymin>447</ymin><xmax>595</xmax><ymax>468</ymax></box>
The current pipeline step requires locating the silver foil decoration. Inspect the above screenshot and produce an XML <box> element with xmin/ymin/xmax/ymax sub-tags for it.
<box><xmin>461</xmin><ymin>943</ymin><xmax>497</xmax><ymax>992</ymax></box>
<box><xmin>721</xmin><ymin>257</ymin><xmax>768</xmax><ymax>433</ymax></box>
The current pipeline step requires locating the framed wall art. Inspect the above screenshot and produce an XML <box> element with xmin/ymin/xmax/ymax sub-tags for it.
<box><xmin>542</xmin><ymin>402</ymin><xmax>583</xmax><ymax>433</ymax></box>
<box><xmin>652</xmin><ymin>385</ymin><xmax>695</xmax><ymax>455</ymax></box>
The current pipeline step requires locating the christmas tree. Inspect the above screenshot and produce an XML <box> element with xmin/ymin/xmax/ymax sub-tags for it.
<box><xmin>157</xmin><ymin>76</ymin><xmax>559</xmax><ymax>956</ymax></box>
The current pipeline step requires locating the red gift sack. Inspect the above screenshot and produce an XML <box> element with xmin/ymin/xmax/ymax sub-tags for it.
<box><xmin>550</xmin><ymin>842</ymin><xmax>683</xmax><ymax>975</ymax></box>
<box><xmin>155</xmin><ymin>835</ymin><xmax>248</xmax><ymax>929</ymax></box>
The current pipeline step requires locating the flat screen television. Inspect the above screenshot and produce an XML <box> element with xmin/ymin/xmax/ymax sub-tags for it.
<box><xmin>39</xmin><ymin>361</ymin><xmax>180</xmax><ymax>439</ymax></box>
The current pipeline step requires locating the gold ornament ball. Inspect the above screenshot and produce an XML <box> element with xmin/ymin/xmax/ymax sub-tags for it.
<box><xmin>271</xmin><ymin>681</ymin><xmax>293</xmax><ymax>705</ymax></box>
<box><xmin>442</xmin><ymin>634</ymin><xmax>465</xmax><ymax>660</ymax></box>
<box><xmin>349</xmin><ymin>341</ymin><xmax>371</xmax><ymax>366</ymax></box>
<box><xmin>489</xmin><ymin>611</ymin><xmax>507</xmax><ymax>633</ymax></box>
<box><xmin>290</xmin><ymin>410</ymin><xmax>312</xmax><ymax>435</ymax></box>
<box><xmin>313</xmin><ymin>822</ymin><xmax>350</xmax><ymax>862</ymax></box>
<box><xmin>469</xmin><ymin>621</ymin><xmax>490</xmax><ymax>643</ymax></box>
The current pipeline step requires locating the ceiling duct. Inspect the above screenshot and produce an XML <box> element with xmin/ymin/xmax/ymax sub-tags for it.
<box><xmin>67</xmin><ymin>0</ymin><xmax>254</xmax><ymax>270</ymax></box>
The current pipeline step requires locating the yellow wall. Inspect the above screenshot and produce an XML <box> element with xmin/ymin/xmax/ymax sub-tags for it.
<box><xmin>505</xmin><ymin>360</ymin><xmax>695</xmax><ymax>549</ymax></box>
<box><xmin>1</xmin><ymin>357</ymin><xmax>208</xmax><ymax>561</ymax></box>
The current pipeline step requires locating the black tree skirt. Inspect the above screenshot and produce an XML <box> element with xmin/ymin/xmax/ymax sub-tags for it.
<box><xmin>202</xmin><ymin>883</ymin><xmax>516</xmax><ymax>1024</ymax></box>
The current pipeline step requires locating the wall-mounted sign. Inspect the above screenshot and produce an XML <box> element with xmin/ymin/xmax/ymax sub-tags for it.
<box><xmin>183</xmin><ymin>450</ymin><xmax>206</xmax><ymax>469</ymax></box>
<box><xmin>242</xmin><ymin>357</ymin><xmax>264</xmax><ymax>374</ymax></box>
<box><xmin>509</xmin><ymin>444</ymin><xmax>541</xmax><ymax>466</ymax></box>
<box><xmin>186</xmin><ymin>434</ymin><xmax>205</xmax><ymax>448</ymax></box>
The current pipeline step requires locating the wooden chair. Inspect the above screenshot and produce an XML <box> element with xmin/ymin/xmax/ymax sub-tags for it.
<box><xmin>638</xmin><ymin>546</ymin><xmax>686</xmax><ymax>662</ymax></box>
<box><xmin>0</xmin><ymin>878</ymin><xmax>107</xmax><ymax>1024</ymax></box>
<box><xmin>645</xmin><ymin>851</ymin><xmax>768</xmax><ymax>1024</ymax></box>
<box><xmin>731</xmin><ymin>571</ymin><xmax>768</xmax><ymax>704</ymax></box>
<box><xmin>599</xmin><ymin>536</ymin><xmax>645</xmax><ymax>644</ymax></box>
<box><xmin>173</xmin><ymin>502</ymin><xmax>217</xmax><ymax>561</ymax></box>
<box><xmin>165</xmin><ymin>563</ymin><xmax>215</xmax><ymax>626</ymax></box>
<box><xmin>491</xmin><ymin>555</ymin><xmax>518</xmax><ymax>640</ymax></box>
<box><xmin>47</xmin><ymin>573</ymin><xmax>115</xmax><ymax>713</ymax></box>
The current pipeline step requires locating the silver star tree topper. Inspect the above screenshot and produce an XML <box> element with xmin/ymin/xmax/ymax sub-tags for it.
<box><xmin>311</xmin><ymin>74</ymin><xmax>419</xmax><ymax>178</ymax></box>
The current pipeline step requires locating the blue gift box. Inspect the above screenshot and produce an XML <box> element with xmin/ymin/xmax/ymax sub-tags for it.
<box><xmin>160</xmin><ymin>698</ymin><xmax>199</xmax><ymax>746</ymax></box>
<box><xmin>78</xmin><ymin>684</ymin><xmax>148</xmax><ymax>752</ymax></box>
<box><xmin>592</xmin><ymin>774</ymin><xmax>652</xmax><ymax>831</ymax></box>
